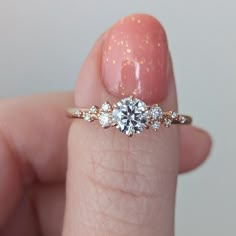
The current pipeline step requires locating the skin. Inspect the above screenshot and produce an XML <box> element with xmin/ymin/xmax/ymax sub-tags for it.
<box><xmin>0</xmin><ymin>14</ymin><xmax>211</xmax><ymax>236</ymax></box>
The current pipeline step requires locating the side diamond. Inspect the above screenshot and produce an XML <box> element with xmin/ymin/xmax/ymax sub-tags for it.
<box><xmin>99</xmin><ymin>112</ymin><xmax>111</xmax><ymax>128</ymax></box>
<box><xmin>180</xmin><ymin>116</ymin><xmax>187</xmax><ymax>123</ymax></box>
<box><xmin>101</xmin><ymin>102</ymin><xmax>112</xmax><ymax>112</ymax></box>
<box><xmin>74</xmin><ymin>110</ymin><xmax>82</xmax><ymax>117</ymax></box>
<box><xmin>83</xmin><ymin>113</ymin><xmax>93</xmax><ymax>122</ymax></box>
<box><xmin>90</xmin><ymin>106</ymin><xmax>98</xmax><ymax>114</ymax></box>
<box><xmin>164</xmin><ymin>118</ymin><xmax>172</xmax><ymax>128</ymax></box>
<box><xmin>152</xmin><ymin>121</ymin><xmax>161</xmax><ymax>131</ymax></box>
<box><xmin>171</xmin><ymin>111</ymin><xmax>178</xmax><ymax>119</ymax></box>
<box><xmin>150</xmin><ymin>105</ymin><xmax>163</xmax><ymax>120</ymax></box>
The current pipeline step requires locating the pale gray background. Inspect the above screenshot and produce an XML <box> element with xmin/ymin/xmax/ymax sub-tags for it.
<box><xmin>0</xmin><ymin>0</ymin><xmax>235</xmax><ymax>235</ymax></box>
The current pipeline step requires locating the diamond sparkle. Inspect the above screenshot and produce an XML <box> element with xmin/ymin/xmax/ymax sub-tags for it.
<box><xmin>164</xmin><ymin>118</ymin><xmax>172</xmax><ymax>127</ymax></box>
<box><xmin>101</xmin><ymin>102</ymin><xmax>111</xmax><ymax>112</ymax></box>
<box><xmin>90</xmin><ymin>106</ymin><xmax>98</xmax><ymax>114</ymax></box>
<box><xmin>112</xmin><ymin>97</ymin><xmax>148</xmax><ymax>136</ymax></box>
<box><xmin>83</xmin><ymin>113</ymin><xmax>93</xmax><ymax>121</ymax></box>
<box><xmin>152</xmin><ymin>121</ymin><xmax>161</xmax><ymax>131</ymax></box>
<box><xmin>150</xmin><ymin>105</ymin><xmax>162</xmax><ymax>120</ymax></box>
<box><xmin>99</xmin><ymin>112</ymin><xmax>111</xmax><ymax>127</ymax></box>
<box><xmin>74</xmin><ymin>110</ymin><xmax>82</xmax><ymax>117</ymax></box>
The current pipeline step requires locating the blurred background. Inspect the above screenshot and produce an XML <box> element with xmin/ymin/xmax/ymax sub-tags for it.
<box><xmin>0</xmin><ymin>0</ymin><xmax>235</xmax><ymax>235</ymax></box>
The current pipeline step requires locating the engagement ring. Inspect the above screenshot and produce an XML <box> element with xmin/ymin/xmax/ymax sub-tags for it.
<box><xmin>67</xmin><ymin>96</ymin><xmax>192</xmax><ymax>137</ymax></box>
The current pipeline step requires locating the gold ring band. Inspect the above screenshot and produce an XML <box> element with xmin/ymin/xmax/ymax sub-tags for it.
<box><xmin>67</xmin><ymin>96</ymin><xmax>192</xmax><ymax>137</ymax></box>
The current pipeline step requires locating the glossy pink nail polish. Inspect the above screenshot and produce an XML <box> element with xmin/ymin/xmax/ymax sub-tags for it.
<box><xmin>102</xmin><ymin>14</ymin><xmax>169</xmax><ymax>104</ymax></box>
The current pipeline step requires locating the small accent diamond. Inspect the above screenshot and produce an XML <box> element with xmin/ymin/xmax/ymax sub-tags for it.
<box><xmin>74</xmin><ymin>110</ymin><xmax>82</xmax><ymax>117</ymax></box>
<box><xmin>150</xmin><ymin>105</ymin><xmax>162</xmax><ymax>120</ymax></box>
<box><xmin>152</xmin><ymin>121</ymin><xmax>161</xmax><ymax>131</ymax></box>
<box><xmin>101</xmin><ymin>102</ymin><xmax>111</xmax><ymax>112</ymax></box>
<box><xmin>164</xmin><ymin>119</ymin><xmax>172</xmax><ymax>128</ymax></box>
<box><xmin>83</xmin><ymin>113</ymin><xmax>93</xmax><ymax>122</ymax></box>
<box><xmin>90</xmin><ymin>106</ymin><xmax>98</xmax><ymax>114</ymax></box>
<box><xmin>180</xmin><ymin>116</ymin><xmax>187</xmax><ymax>123</ymax></box>
<box><xmin>99</xmin><ymin>112</ymin><xmax>111</xmax><ymax>128</ymax></box>
<box><xmin>171</xmin><ymin>111</ymin><xmax>178</xmax><ymax>119</ymax></box>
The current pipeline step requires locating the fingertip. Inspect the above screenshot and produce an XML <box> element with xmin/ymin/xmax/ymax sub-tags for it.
<box><xmin>196</xmin><ymin>127</ymin><xmax>212</xmax><ymax>156</ymax></box>
<box><xmin>193</xmin><ymin>127</ymin><xmax>212</xmax><ymax>163</ymax></box>
<box><xmin>179</xmin><ymin>126</ymin><xmax>212</xmax><ymax>173</ymax></box>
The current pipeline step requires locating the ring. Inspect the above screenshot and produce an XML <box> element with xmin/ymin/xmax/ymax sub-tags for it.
<box><xmin>67</xmin><ymin>96</ymin><xmax>192</xmax><ymax>137</ymax></box>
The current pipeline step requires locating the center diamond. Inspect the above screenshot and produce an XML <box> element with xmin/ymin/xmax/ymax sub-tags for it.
<box><xmin>112</xmin><ymin>97</ymin><xmax>148</xmax><ymax>136</ymax></box>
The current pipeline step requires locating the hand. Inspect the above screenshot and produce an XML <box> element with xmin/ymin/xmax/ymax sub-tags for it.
<box><xmin>0</xmin><ymin>14</ymin><xmax>211</xmax><ymax>236</ymax></box>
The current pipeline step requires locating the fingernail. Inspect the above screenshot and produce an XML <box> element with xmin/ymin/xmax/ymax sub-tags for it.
<box><xmin>102</xmin><ymin>14</ymin><xmax>169</xmax><ymax>103</ymax></box>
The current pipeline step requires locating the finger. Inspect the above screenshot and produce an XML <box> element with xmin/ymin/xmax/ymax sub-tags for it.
<box><xmin>179</xmin><ymin>126</ymin><xmax>212</xmax><ymax>173</ymax></box>
<box><xmin>0</xmin><ymin>184</ymin><xmax>65</xmax><ymax>236</ymax></box>
<box><xmin>33</xmin><ymin>184</ymin><xmax>65</xmax><ymax>236</ymax></box>
<box><xmin>0</xmin><ymin>92</ymin><xmax>73</xmax><ymax>184</ymax></box>
<box><xmin>64</xmin><ymin>14</ymin><xmax>182</xmax><ymax>236</ymax></box>
<box><xmin>0</xmin><ymin>193</ymin><xmax>39</xmax><ymax>236</ymax></box>
<box><xmin>0</xmin><ymin>92</ymin><xmax>72</xmax><ymax>226</ymax></box>
<box><xmin>0</xmin><ymin>139</ymin><xmax>22</xmax><ymax>227</ymax></box>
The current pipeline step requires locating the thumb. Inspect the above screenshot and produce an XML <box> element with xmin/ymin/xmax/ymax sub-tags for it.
<box><xmin>64</xmin><ymin>14</ymin><xmax>178</xmax><ymax>236</ymax></box>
